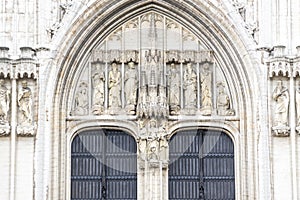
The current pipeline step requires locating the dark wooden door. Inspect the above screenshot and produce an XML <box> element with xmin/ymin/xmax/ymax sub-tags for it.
<box><xmin>169</xmin><ymin>129</ymin><xmax>235</xmax><ymax>200</ymax></box>
<box><xmin>71</xmin><ymin>129</ymin><xmax>137</xmax><ymax>200</ymax></box>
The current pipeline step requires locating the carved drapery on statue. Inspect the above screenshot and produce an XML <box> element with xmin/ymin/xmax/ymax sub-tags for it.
<box><xmin>0</xmin><ymin>79</ymin><xmax>10</xmax><ymax>136</ymax></box>
<box><xmin>268</xmin><ymin>53</ymin><xmax>291</xmax><ymax>136</ymax></box>
<box><xmin>17</xmin><ymin>80</ymin><xmax>37</xmax><ymax>136</ymax></box>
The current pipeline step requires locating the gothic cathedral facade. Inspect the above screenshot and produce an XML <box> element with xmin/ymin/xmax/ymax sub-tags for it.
<box><xmin>0</xmin><ymin>0</ymin><xmax>299</xmax><ymax>200</ymax></box>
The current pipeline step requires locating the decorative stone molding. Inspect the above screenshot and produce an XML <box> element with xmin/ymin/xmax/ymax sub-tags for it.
<box><xmin>268</xmin><ymin>59</ymin><xmax>291</xmax><ymax>78</ymax></box>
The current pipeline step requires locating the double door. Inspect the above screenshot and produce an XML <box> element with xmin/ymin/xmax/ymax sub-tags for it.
<box><xmin>71</xmin><ymin>129</ymin><xmax>137</xmax><ymax>200</ymax></box>
<box><xmin>169</xmin><ymin>129</ymin><xmax>235</xmax><ymax>200</ymax></box>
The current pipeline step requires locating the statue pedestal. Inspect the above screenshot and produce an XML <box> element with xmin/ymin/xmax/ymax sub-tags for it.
<box><xmin>17</xmin><ymin>123</ymin><xmax>36</xmax><ymax>136</ymax></box>
<box><xmin>92</xmin><ymin>105</ymin><xmax>104</xmax><ymax>115</ymax></box>
<box><xmin>200</xmin><ymin>106</ymin><xmax>212</xmax><ymax>116</ymax></box>
<box><xmin>272</xmin><ymin>125</ymin><xmax>290</xmax><ymax>137</ymax></box>
<box><xmin>0</xmin><ymin>123</ymin><xmax>10</xmax><ymax>136</ymax></box>
<box><xmin>125</xmin><ymin>104</ymin><xmax>136</xmax><ymax>115</ymax></box>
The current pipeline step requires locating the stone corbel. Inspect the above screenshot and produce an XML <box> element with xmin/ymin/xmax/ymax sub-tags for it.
<box><xmin>272</xmin><ymin>126</ymin><xmax>290</xmax><ymax>137</ymax></box>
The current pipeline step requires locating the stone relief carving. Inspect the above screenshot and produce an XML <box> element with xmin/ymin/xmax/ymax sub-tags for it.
<box><xmin>92</xmin><ymin>69</ymin><xmax>105</xmax><ymax>115</ymax></box>
<box><xmin>183</xmin><ymin>62</ymin><xmax>197</xmax><ymax>113</ymax></box>
<box><xmin>125</xmin><ymin>61</ymin><xmax>138</xmax><ymax>114</ymax></box>
<box><xmin>18</xmin><ymin>81</ymin><xmax>33</xmax><ymax>125</ymax></box>
<box><xmin>200</xmin><ymin>63</ymin><xmax>213</xmax><ymax>115</ymax></box>
<box><xmin>70</xmin><ymin>13</ymin><xmax>239</xmax><ymax>118</ymax></box>
<box><xmin>17</xmin><ymin>80</ymin><xmax>36</xmax><ymax>136</ymax></box>
<box><xmin>0</xmin><ymin>79</ymin><xmax>10</xmax><ymax>136</ymax></box>
<box><xmin>217</xmin><ymin>82</ymin><xmax>235</xmax><ymax>116</ymax></box>
<box><xmin>73</xmin><ymin>82</ymin><xmax>88</xmax><ymax>116</ymax></box>
<box><xmin>272</xmin><ymin>80</ymin><xmax>290</xmax><ymax>136</ymax></box>
<box><xmin>108</xmin><ymin>62</ymin><xmax>121</xmax><ymax>113</ymax></box>
<box><xmin>137</xmin><ymin>119</ymin><xmax>169</xmax><ymax>168</ymax></box>
<box><xmin>168</xmin><ymin>62</ymin><xmax>180</xmax><ymax>115</ymax></box>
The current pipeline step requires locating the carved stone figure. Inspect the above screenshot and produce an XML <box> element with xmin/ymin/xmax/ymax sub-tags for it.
<box><xmin>158</xmin><ymin>85</ymin><xmax>168</xmax><ymax>117</ymax></box>
<box><xmin>200</xmin><ymin>63</ymin><xmax>212</xmax><ymax>115</ymax></box>
<box><xmin>183</xmin><ymin>62</ymin><xmax>197</xmax><ymax>109</ymax></box>
<box><xmin>272</xmin><ymin>80</ymin><xmax>289</xmax><ymax>127</ymax></box>
<box><xmin>158</xmin><ymin>121</ymin><xmax>169</xmax><ymax>165</ymax></box>
<box><xmin>125</xmin><ymin>61</ymin><xmax>138</xmax><ymax>114</ymax></box>
<box><xmin>0</xmin><ymin>79</ymin><xmax>10</xmax><ymax>124</ymax></box>
<box><xmin>168</xmin><ymin>63</ymin><xmax>180</xmax><ymax>114</ymax></box>
<box><xmin>147</xmin><ymin>119</ymin><xmax>160</xmax><ymax>167</ymax></box>
<box><xmin>108</xmin><ymin>62</ymin><xmax>121</xmax><ymax>111</ymax></box>
<box><xmin>217</xmin><ymin>82</ymin><xmax>235</xmax><ymax>116</ymax></box>
<box><xmin>74</xmin><ymin>82</ymin><xmax>88</xmax><ymax>115</ymax></box>
<box><xmin>92</xmin><ymin>71</ymin><xmax>105</xmax><ymax>115</ymax></box>
<box><xmin>18</xmin><ymin>81</ymin><xmax>33</xmax><ymax>124</ymax></box>
<box><xmin>148</xmin><ymin>85</ymin><xmax>158</xmax><ymax>117</ymax></box>
<box><xmin>137</xmin><ymin>85</ymin><xmax>148</xmax><ymax>118</ymax></box>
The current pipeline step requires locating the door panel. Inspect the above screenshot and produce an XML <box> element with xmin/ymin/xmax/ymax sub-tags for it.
<box><xmin>169</xmin><ymin>129</ymin><xmax>235</xmax><ymax>200</ymax></box>
<box><xmin>71</xmin><ymin>129</ymin><xmax>137</xmax><ymax>200</ymax></box>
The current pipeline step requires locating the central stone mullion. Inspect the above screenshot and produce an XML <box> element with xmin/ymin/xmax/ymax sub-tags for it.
<box><xmin>137</xmin><ymin>118</ymin><xmax>169</xmax><ymax>200</ymax></box>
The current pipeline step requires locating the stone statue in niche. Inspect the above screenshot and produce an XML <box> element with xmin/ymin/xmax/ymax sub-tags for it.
<box><xmin>18</xmin><ymin>81</ymin><xmax>33</xmax><ymax>124</ymax></box>
<box><xmin>17</xmin><ymin>80</ymin><xmax>36</xmax><ymax>136</ymax></box>
<box><xmin>92</xmin><ymin>71</ymin><xmax>105</xmax><ymax>115</ymax></box>
<box><xmin>0</xmin><ymin>79</ymin><xmax>10</xmax><ymax>136</ymax></box>
<box><xmin>137</xmin><ymin>85</ymin><xmax>148</xmax><ymax>118</ymax></box>
<box><xmin>73</xmin><ymin>82</ymin><xmax>88</xmax><ymax>115</ymax></box>
<box><xmin>183</xmin><ymin>62</ymin><xmax>197</xmax><ymax>111</ymax></box>
<box><xmin>158</xmin><ymin>85</ymin><xmax>168</xmax><ymax>117</ymax></box>
<box><xmin>137</xmin><ymin>119</ymin><xmax>147</xmax><ymax>168</ymax></box>
<box><xmin>148</xmin><ymin>85</ymin><xmax>158</xmax><ymax>117</ymax></box>
<box><xmin>147</xmin><ymin>119</ymin><xmax>160</xmax><ymax>167</ymax></box>
<box><xmin>158</xmin><ymin>120</ymin><xmax>169</xmax><ymax>166</ymax></box>
<box><xmin>108</xmin><ymin>62</ymin><xmax>121</xmax><ymax>113</ymax></box>
<box><xmin>272</xmin><ymin>80</ymin><xmax>290</xmax><ymax>136</ymax></box>
<box><xmin>0</xmin><ymin>79</ymin><xmax>10</xmax><ymax>124</ymax></box>
<box><xmin>200</xmin><ymin>63</ymin><xmax>212</xmax><ymax>115</ymax></box>
<box><xmin>124</xmin><ymin>61</ymin><xmax>138</xmax><ymax>114</ymax></box>
<box><xmin>217</xmin><ymin>82</ymin><xmax>235</xmax><ymax>116</ymax></box>
<box><xmin>168</xmin><ymin>62</ymin><xmax>180</xmax><ymax>114</ymax></box>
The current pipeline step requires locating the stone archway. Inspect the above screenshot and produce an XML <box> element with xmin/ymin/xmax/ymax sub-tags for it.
<box><xmin>47</xmin><ymin>1</ymin><xmax>261</xmax><ymax>199</ymax></box>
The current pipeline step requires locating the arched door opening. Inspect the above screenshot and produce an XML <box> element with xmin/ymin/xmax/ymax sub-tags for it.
<box><xmin>169</xmin><ymin>129</ymin><xmax>235</xmax><ymax>200</ymax></box>
<box><xmin>71</xmin><ymin>129</ymin><xmax>137</xmax><ymax>200</ymax></box>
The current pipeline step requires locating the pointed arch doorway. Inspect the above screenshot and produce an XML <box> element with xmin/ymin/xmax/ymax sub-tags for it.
<box><xmin>70</xmin><ymin>129</ymin><xmax>137</xmax><ymax>200</ymax></box>
<box><xmin>168</xmin><ymin>129</ymin><xmax>235</xmax><ymax>200</ymax></box>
